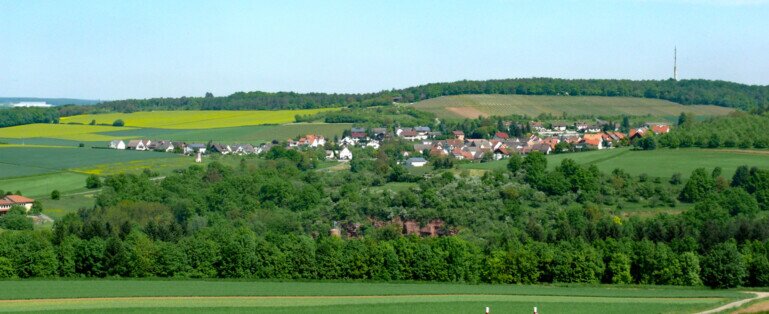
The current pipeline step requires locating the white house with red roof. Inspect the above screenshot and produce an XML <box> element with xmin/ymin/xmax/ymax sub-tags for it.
<box><xmin>0</xmin><ymin>195</ymin><xmax>35</xmax><ymax>213</ymax></box>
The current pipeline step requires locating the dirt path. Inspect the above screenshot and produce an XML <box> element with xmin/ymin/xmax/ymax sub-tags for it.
<box><xmin>697</xmin><ymin>292</ymin><xmax>769</xmax><ymax>314</ymax></box>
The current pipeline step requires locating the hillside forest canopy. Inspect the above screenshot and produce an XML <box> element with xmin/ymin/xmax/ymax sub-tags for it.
<box><xmin>2</xmin><ymin>144</ymin><xmax>769</xmax><ymax>289</ymax></box>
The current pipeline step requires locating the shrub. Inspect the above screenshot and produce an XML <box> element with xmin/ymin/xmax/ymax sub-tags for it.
<box><xmin>112</xmin><ymin>119</ymin><xmax>125</xmax><ymax>127</ymax></box>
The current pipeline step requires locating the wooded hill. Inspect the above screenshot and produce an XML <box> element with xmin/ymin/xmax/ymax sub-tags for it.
<box><xmin>68</xmin><ymin>78</ymin><xmax>769</xmax><ymax>114</ymax></box>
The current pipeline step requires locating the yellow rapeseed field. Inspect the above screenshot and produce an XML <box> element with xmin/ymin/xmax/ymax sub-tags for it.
<box><xmin>0</xmin><ymin>124</ymin><xmax>135</xmax><ymax>141</ymax></box>
<box><xmin>59</xmin><ymin>109</ymin><xmax>338</xmax><ymax>129</ymax></box>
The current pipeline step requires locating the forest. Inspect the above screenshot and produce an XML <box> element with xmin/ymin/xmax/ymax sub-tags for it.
<box><xmin>0</xmin><ymin>107</ymin><xmax>60</xmax><ymax>128</ymax></box>
<box><xmin>658</xmin><ymin>112</ymin><xmax>769</xmax><ymax>149</ymax></box>
<box><xmin>1</xmin><ymin>141</ymin><xmax>769</xmax><ymax>289</ymax></box>
<box><xmin>50</xmin><ymin>78</ymin><xmax>769</xmax><ymax>116</ymax></box>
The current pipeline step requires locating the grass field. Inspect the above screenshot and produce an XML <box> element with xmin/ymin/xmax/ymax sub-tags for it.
<box><xmin>0</xmin><ymin>281</ymin><xmax>747</xmax><ymax>313</ymax></box>
<box><xmin>60</xmin><ymin>109</ymin><xmax>339</xmax><ymax>129</ymax></box>
<box><xmin>412</xmin><ymin>94</ymin><xmax>735</xmax><ymax>120</ymax></box>
<box><xmin>460</xmin><ymin>148</ymin><xmax>769</xmax><ymax>178</ymax></box>
<box><xmin>0</xmin><ymin>172</ymin><xmax>88</xmax><ymax>197</ymax></box>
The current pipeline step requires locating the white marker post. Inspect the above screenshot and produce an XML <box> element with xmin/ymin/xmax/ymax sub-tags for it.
<box><xmin>485</xmin><ymin>306</ymin><xmax>490</xmax><ymax>314</ymax></box>
<box><xmin>533</xmin><ymin>306</ymin><xmax>538</xmax><ymax>314</ymax></box>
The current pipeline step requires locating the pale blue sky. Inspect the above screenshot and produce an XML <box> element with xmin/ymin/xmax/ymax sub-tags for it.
<box><xmin>1</xmin><ymin>0</ymin><xmax>768</xmax><ymax>99</ymax></box>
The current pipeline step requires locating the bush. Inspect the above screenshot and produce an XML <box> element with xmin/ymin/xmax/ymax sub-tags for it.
<box><xmin>86</xmin><ymin>174</ymin><xmax>102</xmax><ymax>189</ymax></box>
<box><xmin>51</xmin><ymin>190</ymin><xmax>61</xmax><ymax>200</ymax></box>
<box><xmin>112</xmin><ymin>119</ymin><xmax>125</xmax><ymax>127</ymax></box>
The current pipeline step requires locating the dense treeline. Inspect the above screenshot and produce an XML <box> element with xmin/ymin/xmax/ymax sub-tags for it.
<box><xmin>658</xmin><ymin>112</ymin><xmax>769</xmax><ymax>149</ymax></box>
<box><xmin>48</xmin><ymin>79</ymin><xmax>769</xmax><ymax>116</ymax></box>
<box><xmin>0</xmin><ymin>107</ymin><xmax>60</xmax><ymax>128</ymax></box>
<box><xmin>3</xmin><ymin>146</ymin><xmax>769</xmax><ymax>288</ymax></box>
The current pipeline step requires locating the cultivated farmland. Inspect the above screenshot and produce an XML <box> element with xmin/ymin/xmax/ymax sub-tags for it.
<box><xmin>0</xmin><ymin>281</ymin><xmax>746</xmax><ymax>313</ymax></box>
<box><xmin>97</xmin><ymin>123</ymin><xmax>353</xmax><ymax>143</ymax></box>
<box><xmin>0</xmin><ymin>124</ymin><xmax>135</xmax><ymax>141</ymax></box>
<box><xmin>0</xmin><ymin>146</ymin><xmax>184</xmax><ymax>178</ymax></box>
<box><xmin>412</xmin><ymin>94</ymin><xmax>735</xmax><ymax>119</ymax></box>
<box><xmin>60</xmin><ymin>109</ymin><xmax>339</xmax><ymax>129</ymax></box>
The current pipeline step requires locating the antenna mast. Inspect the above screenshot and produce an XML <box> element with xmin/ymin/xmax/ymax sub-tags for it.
<box><xmin>673</xmin><ymin>47</ymin><xmax>678</xmax><ymax>81</ymax></box>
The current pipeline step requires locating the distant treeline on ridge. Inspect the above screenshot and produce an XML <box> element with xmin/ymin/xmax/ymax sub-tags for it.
<box><xmin>2</xmin><ymin>78</ymin><xmax>768</xmax><ymax>128</ymax></box>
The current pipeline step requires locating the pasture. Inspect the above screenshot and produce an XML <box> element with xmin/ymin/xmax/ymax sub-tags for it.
<box><xmin>0</xmin><ymin>281</ymin><xmax>746</xmax><ymax>313</ymax></box>
<box><xmin>412</xmin><ymin>94</ymin><xmax>735</xmax><ymax>120</ymax></box>
<box><xmin>60</xmin><ymin>109</ymin><xmax>339</xmax><ymax>129</ymax></box>
<box><xmin>460</xmin><ymin>148</ymin><xmax>769</xmax><ymax>178</ymax></box>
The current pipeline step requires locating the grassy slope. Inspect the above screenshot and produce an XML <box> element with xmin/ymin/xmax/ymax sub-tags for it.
<box><xmin>412</xmin><ymin>94</ymin><xmax>735</xmax><ymax>119</ymax></box>
<box><xmin>0</xmin><ymin>172</ymin><xmax>88</xmax><ymax>197</ymax></box>
<box><xmin>59</xmin><ymin>109</ymin><xmax>339</xmax><ymax>129</ymax></box>
<box><xmin>0</xmin><ymin>281</ymin><xmax>744</xmax><ymax>313</ymax></box>
<box><xmin>461</xmin><ymin>148</ymin><xmax>769</xmax><ymax>178</ymax></box>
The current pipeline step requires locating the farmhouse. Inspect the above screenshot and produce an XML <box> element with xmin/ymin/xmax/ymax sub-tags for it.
<box><xmin>338</xmin><ymin>147</ymin><xmax>353</xmax><ymax>160</ymax></box>
<box><xmin>109</xmin><ymin>140</ymin><xmax>126</xmax><ymax>150</ymax></box>
<box><xmin>153</xmin><ymin>140</ymin><xmax>175</xmax><ymax>152</ymax></box>
<box><xmin>126</xmin><ymin>139</ymin><xmax>148</xmax><ymax>151</ymax></box>
<box><xmin>0</xmin><ymin>195</ymin><xmax>34</xmax><ymax>213</ymax></box>
<box><xmin>185</xmin><ymin>143</ymin><xmax>207</xmax><ymax>155</ymax></box>
<box><xmin>210</xmin><ymin>144</ymin><xmax>231</xmax><ymax>155</ymax></box>
<box><xmin>405</xmin><ymin>157</ymin><xmax>428</xmax><ymax>167</ymax></box>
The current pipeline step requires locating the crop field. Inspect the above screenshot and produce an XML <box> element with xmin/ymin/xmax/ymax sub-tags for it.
<box><xmin>97</xmin><ymin>123</ymin><xmax>353</xmax><ymax>143</ymax></box>
<box><xmin>412</xmin><ymin>94</ymin><xmax>735</xmax><ymax>119</ymax></box>
<box><xmin>0</xmin><ymin>172</ymin><xmax>88</xmax><ymax>197</ymax></box>
<box><xmin>0</xmin><ymin>281</ymin><xmax>746</xmax><ymax>313</ymax></box>
<box><xmin>0</xmin><ymin>146</ymin><xmax>184</xmax><ymax>179</ymax></box>
<box><xmin>60</xmin><ymin>109</ymin><xmax>339</xmax><ymax>129</ymax></box>
<box><xmin>0</xmin><ymin>124</ymin><xmax>135</xmax><ymax>141</ymax></box>
<box><xmin>460</xmin><ymin>148</ymin><xmax>769</xmax><ymax>178</ymax></box>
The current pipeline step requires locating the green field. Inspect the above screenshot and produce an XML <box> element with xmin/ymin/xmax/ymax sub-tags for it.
<box><xmin>98</xmin><ymin>123</ymin><xmax>352</xmax><ymax>143</ymax></box>
<box><xmin>460</xmin><ymin>148</ymin><xmax>769</xmax><ymax>178</ymax></box>
<box><xmin>0</xmin><ymin>172</ymin><xmax>88</xmax><ymax>197</ymax></box>
<box><xmin>60</xmin><ymin>109</ymin><xmax>339</xmax><ymax>129</ymax></box>
<box><xmin>412</xmin><ymin>94</ymin><xmax>735</xmax><ymax>119</ymax></box>
<box><xmin>0</xmin><ymin>281</ymin><xmax>746</xmax><ymax>313</ymax></box>
<box><xmin>0</xmin><ymin>146</ymin><xmax>184</xmax><ymax>179</ymax></box>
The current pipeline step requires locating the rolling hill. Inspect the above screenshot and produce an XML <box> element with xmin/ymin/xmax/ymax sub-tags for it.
<box><xmin>411</xmin><ymin>94</ymin><xmax>735</xmax><ymax>119</ymax></box>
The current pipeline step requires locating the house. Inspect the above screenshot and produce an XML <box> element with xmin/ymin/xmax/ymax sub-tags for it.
<box><xmin>210</xmin><ymin>143</ymin><xmax>231</xmax><ymax>155</ymax></box>
<box><xmin>371</xmin><ymin>128</ymin><xmax>388</xmax><ymax>140</ymax></box>
<box><xmin>646</xmin><ymin>123</ymin><xmax>671</xmax><ymax>134</ymax></box>
<box><xmin>296</xmin><ymin>134</ymin><xmax>326</xmax><ymax>147</ymax></box>
<box><xmin>629</xmin><ymin>127</ymin><xmax>648</xmax><ymax>140</ymax></box>
<box><xmin>351</xmin><ymin>127</ymin><xmax>367</xmax><ymax>139</ymax></box>
<box><xmin>552</xmin><ymin>123</ymin><xmax>568</xmax><ymax>131</ymax></box>
<box><xmin>231</xmin><ymin>144</ymin><xmax>256</xmax><ymax>155</ymax></box>
<box><xmin>0</xmin><ymin>195</ymin><xmax>34</xmax><ymax>213</ymax></box>
<box><xmin>582</xmin><ymin>133</ymin><xmax>604</xmax><ymax>149</ymax></box>
<box><xmin>405</xmin><ymin>157</ymin><xmax>428</xmax><ymax>167</ymax></box>
<box><xmin>185</xmin><ymin>143</ymin><xmax>207</xmax><ymax>155</ymax></box>
<box><xmin>338</xmin><ymin>147</ymin><xmax>353</xmax><ymax>160</ymax></box>
<box><xmin>154</xmin><ymin>140</ymin><xmax>175</xmax><ymax>152</ymax></box>
<box><xmin>400</xmin><ymin>129</ymin><xmax>424</xmax><ymax>141</ymax></box>
<box><xmin>339</xmin><ymin>136</ymin><xmax>358</xmax><ymax>146</ymax></box>
<box><xmin>126</xmin><ymin>139</ymin><xmax>147</xmax><ymax>151</ymax></box>
<box><xmin>586</xmin><ymin>125</ymin><xmax>602</xmax><ymax>133</ymax></box>
<box><xmin>365</xmin><ymin>140</ymin><xmax>380</xmax><ymax>149</ymax></box>
<box><xmin>325</xmin><ymin>150</ymin><xmax>336</xmax><ymax>160</ymax></box>
<box><xmin>109</xmin><ymin>140</ymin><xmax>126</xmax><ymax>150</ymax></box>
<box><xmin>494</xmin><ymin>132</ymin><xmax>510</xmax><ymax>140</ymax></box>
<box><xmin>452</xmin><ymin>130</ymin><xmax>465</xmax><ymax>140</ymax></box>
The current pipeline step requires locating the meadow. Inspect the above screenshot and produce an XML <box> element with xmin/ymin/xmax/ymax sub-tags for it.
<box><xmin>461</xmin><ymin>148</ymin><xmax>769</xmax><ymax>178</ymax></box>
<box><xmin>0</xmin><ymin>281</ymin><xmax>747</xmax><ymax>313</ymax></box>
<box><xmin>412</xmin><ymin>94</ymin><xmax>735</xmax><ymax>120</ymax></box>
<box><xmin>59</xmin><ymin>109</ymin><xmax>339</xmax><ymax>129</ymax></box>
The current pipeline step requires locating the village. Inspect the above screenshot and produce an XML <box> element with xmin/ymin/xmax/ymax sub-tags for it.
<box><xmin>105</xmin><ymin>120</ymin><xmax>672</xmax><ymax>167</ymax></box>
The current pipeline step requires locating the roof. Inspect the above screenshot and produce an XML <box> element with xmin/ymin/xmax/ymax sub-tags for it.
<box><xmin>494</xmin><ymin>132</ymin><xmax>510</xmax><ymax>139</ymax></box>
<box><xmin>452</xmin><ymin>130</ymin><xmax>464</xmax><ymax>135</ymax></box>
<box><xmin>400</xmin><ymin>130</ymin><xmax>418</xmax><ymax>137</ymax></box>
<box><xmin>2</xmin><ymin>195</ymin><xmax>34</xmax><ymax>204</ymax></box>
<box><xmin>406</xmin><ymin>157</ymin><xmax>428</xmax><ymax>163</ymax></box>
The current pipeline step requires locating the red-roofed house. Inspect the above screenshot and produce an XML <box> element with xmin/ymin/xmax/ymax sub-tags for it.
<box><xmin>494</xmin><ymin>132</ymin><xmax>510</xmax><ymax>140</ymax></box>
<box><xmin>0</xmin><ymin>195</ymin><xmax>34</xmax><ymax>213</ymax></box>
<box><xmin>581</xmin><ymin>133</ymin><xmax>604</xmax><ymax>149</ymax></box>
<box><xmin>452</xmin><ymin>131</ymin><xmax>465</xmax><ymax>140</ymax></box>
<box><xmin>649</xmin><ymin>124</ymin><xmax>670</xmax><ymax>134</ymax></box>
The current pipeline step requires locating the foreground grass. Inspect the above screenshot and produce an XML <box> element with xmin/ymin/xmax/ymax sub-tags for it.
<box><xmin>0</xmin><ymin>281</ymin><xmax>746</xmax><ymax>313</ymax></box>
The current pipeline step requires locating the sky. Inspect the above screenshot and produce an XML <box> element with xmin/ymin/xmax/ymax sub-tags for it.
<box><xmin>0</xmin><ymin>0</ymin><xmax>768</xmax><ymax>100</ymax></box>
